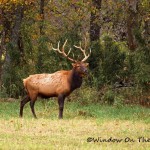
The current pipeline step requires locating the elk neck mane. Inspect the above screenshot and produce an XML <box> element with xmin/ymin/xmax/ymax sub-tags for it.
<box><xmin>68</xmin><ymin>67</ymin><xmax>83</xmax><ymax>92</ymax></box>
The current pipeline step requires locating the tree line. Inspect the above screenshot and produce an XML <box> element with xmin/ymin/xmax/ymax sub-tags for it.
<box><xmin>0</xmin><ymin>0</ymin><xmax>149</xmax><ymax>99</ymax></box>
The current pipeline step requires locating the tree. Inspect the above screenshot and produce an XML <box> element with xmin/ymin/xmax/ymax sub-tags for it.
<box><xmin>90</xmin><ymin>0</ymin><xmax>102</xmax><ymax>42</ymax></box>
<box><xmin>0</xmin><ymin>0</ymin><xmax>149</xmax><ymax>98</ymax></box>
<box><xmin>0</xmin><ymin>30</ymin><xmax>5</xmax><ymax>88</ymax></box>
<box><xmin>126</xmin><ymin>0</ymin><xmax>139</xmax><ymax>51</ymax></box>
<box><xmin>1</xmin><ymin>2</ymin><xmax>24</xmax><ymax>97</ymax></box>
<box><xmin>37</xmin><ymin>0</ymin><xmax>45</xmax><ymax>73</ymax></box>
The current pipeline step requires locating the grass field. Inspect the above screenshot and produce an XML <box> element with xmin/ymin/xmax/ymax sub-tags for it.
<box><xmin>0</xmin><ymin>98</ymin><xmax>149</xmax><ymax>150</ymax></box>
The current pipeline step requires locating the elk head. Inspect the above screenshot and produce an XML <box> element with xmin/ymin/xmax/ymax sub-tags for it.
<box><xmin>52</xmin><ymin>39</ymin><xmax>91</xmax><ymax>77</ymax></box>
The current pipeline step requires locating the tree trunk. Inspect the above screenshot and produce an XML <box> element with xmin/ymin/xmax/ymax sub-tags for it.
<box><xmin>0</xmin><ymin>7</ymin><xmax>8</xmax><ymax>88</ymax></box>
<box><xmin>3</xmin><ymin>4</ymin><xmax>24</xmax><ymax>67</ymax></box>
<box><xmin>126</xmin><ymin>0</ymin><xmax>139</xmax><ymax>51</ymax></box>
<box><xmin>0</xmin><ymin>31</ymin><xmax>5</xmax><ymax>88</ymax></box>
<box><xmin>37</xmin><ymin>0</ymin><xmax>45</xmax><ymax>73</ymax></box>
<box><xmin>90</xmin><ymin>0</ymin><xmax>102</xmax><ymax>42</ymax></box>
<box><xmin>39</xmin><ymin>0</ymin><xmax>45</xmax><ymax>35</ymax></box>
<box><xmin>1</xmin><ymin>3</ymin><xmax>24</xmax><ymax>97</ymax></box>
<box><xmin>143</xmin><ymin>18</ymin><xmax>150</xmax><ymax>47</ymax></box>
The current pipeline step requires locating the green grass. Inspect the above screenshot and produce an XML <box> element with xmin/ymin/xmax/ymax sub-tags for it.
<box><xmin>0</xmin><ymin>99</ymin><xmax>149</xmax><ymax>150</ymax></box>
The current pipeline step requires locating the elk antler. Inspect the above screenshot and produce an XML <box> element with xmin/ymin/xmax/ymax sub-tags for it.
<box><xmin>52</xmin><ymin>39</ymin><xmax>77</xmax><ymax>62</ymax></box>
<box><xmin>52</xmin><ymin>38</ymin><xmax>91</xmax><ymax>62</ymax></box>
<box><xmin>73</xmin><ymin>38</ymin><xmax>91</xmax><ymax>62</ymax></box>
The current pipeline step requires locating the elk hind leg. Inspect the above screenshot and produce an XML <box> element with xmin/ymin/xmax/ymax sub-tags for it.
<box><xmin>30</xmin><ymin>100</ymin><xmax>37</xmax><ymax>119</ymax></box>
<box><xmin>20</xmin><ymin>95</ymin><xmax>30</xmax><ymax>117</ymax></box>
<box><xmin>29</xmin><ymin>93</ymin><xmax>38</xmax><ymax>119</ymax></box>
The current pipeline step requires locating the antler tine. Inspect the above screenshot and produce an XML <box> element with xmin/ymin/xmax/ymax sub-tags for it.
<box><xmin>81</xmin><ymin>48</ymin><xmax>91</xmax><ymax>62</ymax></box>
<box><xmin>84</xmin><ymin>37</ymin><xmax>87</xmax><ymax>50</ymax></box>
<box><xmin>73</xmin><ymin>38</ymin><xmax>91</xmax><ymax>62</ymax></box>
<box><xmin>67</xmin><ymin>48</ymin><xmax>72</xmax><ymax>55</ymax></box>
<box><xmin>52</xmin><ymin>41</ymin><xmax>62</xmax><ymax>53</ymax></box>
<box><xmin>62</xmin><ymin>39</ymin><xmax>68</xmax><ymax>52</ymax></box>
<box><xmin>52</xmin><ymin>39</ymin><xmax>76</xmax><ymax>63</ymax></box>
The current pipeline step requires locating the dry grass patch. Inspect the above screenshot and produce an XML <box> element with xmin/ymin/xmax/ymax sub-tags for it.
<box><xmin>0</xmin><ymin>118</ymin><xmax>149</xmax><ymax>150</ymax></box>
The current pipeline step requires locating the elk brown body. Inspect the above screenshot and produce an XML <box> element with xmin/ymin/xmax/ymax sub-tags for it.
<box><xmin>20</xmin><ymin>40</ymin><xmax>91</xmax><ymax>119</ymax></box>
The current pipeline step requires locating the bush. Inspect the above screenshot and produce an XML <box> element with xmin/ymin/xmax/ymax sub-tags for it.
<box><xmin>101</xmin><ymin>89</ymin><xmax>115</xmax><ymax>105</ymax></box>
<box><xmin>101</xmin><ymin>88</ymin><xmax>125</xmax><ymax>107</ymax></box>
<box><xmin>68</xmin><ymin>86</ymin><xmax>99</xmax><ymax>105</ymax></box>
<box><xmin>0</xmin><ymin>85</ymin><xmax>8</xmax><ymax>98</ymax></box>
<box><xmin>89</xmin><ymin>35</ymin><xmax>126</xmax><ymax>88</ymax></box>
<box><xmin>114</xmin><ymin>94</ymin><xmax>124</xmax><ymax>107</ymax></box>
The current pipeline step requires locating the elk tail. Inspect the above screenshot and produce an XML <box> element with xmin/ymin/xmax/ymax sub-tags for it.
<box><xmin>20</xmin><ymin>79</ymin><xmax>29</xmax><ymax>98</ymax></box>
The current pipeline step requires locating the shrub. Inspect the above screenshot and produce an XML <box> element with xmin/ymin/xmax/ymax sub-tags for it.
<box><xmin>68</xmin><ymin>86</ymin><xmax>99</xmax><ymax>105</ymax></box>
<box><xmin>89</xmin><ymin>35</ymin><xmax>126</xmax><ymax>88</ymax></box>
<box><xmin>101</xmin><ymin>89</ymin><xmax>115</xmax><ymax>105</ymax></box>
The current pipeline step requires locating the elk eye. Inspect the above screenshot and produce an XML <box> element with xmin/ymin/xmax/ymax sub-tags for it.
<box><xmin>76</xmin><ymin>65</ymin><xmax>80</xmax><ymax>68</ymax></box>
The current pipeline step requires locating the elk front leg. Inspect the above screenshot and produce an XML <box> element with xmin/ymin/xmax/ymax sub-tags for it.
<box><xmin>58</xmin><ymin>94</ymin><xmax>65</xmax><ymax>119</ymax></box>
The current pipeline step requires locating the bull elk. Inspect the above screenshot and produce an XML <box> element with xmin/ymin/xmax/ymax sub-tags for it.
<box><xmin>20</xmin><ymin>39</ymin><xmax>91</xmax><ymax>119</ymax></box>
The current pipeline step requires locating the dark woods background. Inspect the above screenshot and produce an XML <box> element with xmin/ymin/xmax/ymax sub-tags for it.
<box><xmin>0</xmin><ymin>0</ymin><xmax>149</xmax><ymax>106</ymax></box>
